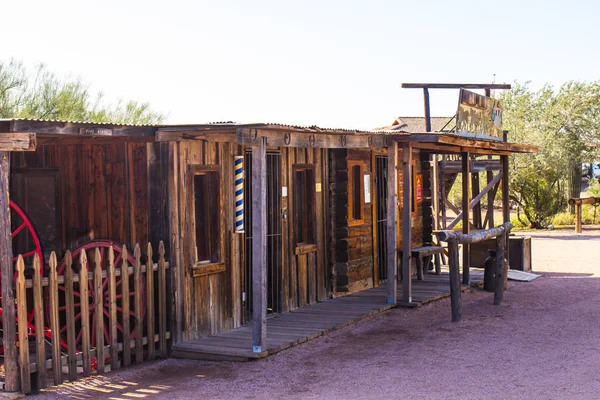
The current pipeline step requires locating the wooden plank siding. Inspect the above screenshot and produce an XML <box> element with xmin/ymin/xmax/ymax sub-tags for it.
<box><xmin>10</xmin><ymin>142</ymin><xmax>157</xmax><ymax>255</ymax></box>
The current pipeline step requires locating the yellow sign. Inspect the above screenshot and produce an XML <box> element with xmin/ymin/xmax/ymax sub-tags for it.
<box><xmin>456</xmin><ymin>89</ymin><xmax>503</xmax><ymax>140</ymax></box>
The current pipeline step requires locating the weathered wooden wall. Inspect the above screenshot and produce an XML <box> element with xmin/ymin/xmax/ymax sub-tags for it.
<box><xmin>330</xmin><ymin>148</ymin><xmax>426</xmax><ymax>294</ymax></box>
<box><xmin>10</xmin><ymin>142</ymin><xmax>163</xmax><ymax>260</ymax></box>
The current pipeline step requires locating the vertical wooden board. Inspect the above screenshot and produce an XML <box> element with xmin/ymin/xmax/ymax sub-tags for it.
<box><xmin>195</xmin><ymin>276</ymin><xmax>210</xmax><ymax>337</ymax></box>
<box><xmin>146</xmin><ymin>243</ymin><xmax>156</xmax><ymax>361</ymax></box>
<box><xmin>221</xmin><ymin>143</ymin><xmax>232</xmax><ymax>330</ymax></box>
<box><xmin>158</xmin><ymin>242</ymin><xmax>168</xmax><ymax>357</ymax></box>
<box><xmin>64</xmin><ymin>251</ymin><xmax>78</xmax><ymax>382</ymax></box>
<box><xmin>448</xmin><ymin>241</ymin><xmax>462</xmax><ymax>322</ymax></box>
<box><xmin>287</xmin><ymin>149</ymin><xmax>297</xmax><ymax>310</ymax></box>
<box><xmin>16</xmin><ymin>256</ymin><xmax>31</xmax><ymax>394</ymax></box>
<box><xmin>307</xmin><ymin>251</ymin><xmax>316</xmax><ymax>304</ymax></box>
<box><xmin>61</xmin><ymin>145</ymin><xmax>76</xmax><ymax>248</ymax></box>
<box><xmin>128</xmin><ymin>143</ymin><xmax>149</xmax><ymax>247</ymax></box>
<box><xmin>297</xmin><ymin>253</ymin><xmax>307</xmax><ymax>307</ymax></box>
<box><xmin>315</xmin><ymin>149</ymin><xmax>326</xmax><ymax>301</ymax></box>
<box><xmin>179</xmin><ymin>143</ymin><xmax>194</xmax><ymax>339</ymax></box>
<box><xmin>402</xmin><ymin>145</ymin><xmax>413</xmax><ymax>302</ymax></box>
<box><xmin>91</xmin><ymin>144</ymin><xmax>109</xmax><ymax>239</ymax></box>
<box><xmin>251</xmin><ymin>138</ymin><xmax>267</xmax><ymax>352</ymax></box>
<box><xmin>107</xmin><ymin>161</ymin><xmax>128</xmax><ymax>244</ymax></box>
<box><xmin>121</xmin><ymin>245</ymin><xmax>131</xmax><ymax>367</ymax></box>
<box><xmin>94</xmin><ymin>248</ymin><xmax>105</xmax><ymax>374</ymax></box>
<box><xmin>33</xmin><ymin>255</ymin><xmax>46</xmax><ymax>389</ymax></box>
<box><xmin>387</xmin><ymin>142</ymin><xmax>398</xmax><ymax>304</ymax></box>
<box><xmin>134</xmin><ymin>245</ymin><xmax>144</xmax><ymax>363</ymax></box>
<box><xmin>209</xmin><ymin>274</ymin><xmax>218</xmax><ymax>335</ymax></box>
<box><xmin>79</xmin><ymin>251</ymin><xmax>91</xmax><ymax>377</ymax></box>
<box><xmin>0</xmin><ymin>151</ymin><xmax>17</xmax><ymax>393</ymax></box>
<box><xmin>148</xmin><ymin>143</ymin><xmax>170</xmax><ymax>255</ymax></box>
<box><xmin>231</xmin><ymin>232</ymin><xmax>242</xmax><ymax>328</ymax></box>
<box><xmin>48</xmin><ymin>253</ymin><xmax>62</xmax><ymax>385</ymax></box>
<box><xmin>280</xmin><ymin>148</ymin><xmax>290</xmax><ymax>311</ymax></box>
<box><xmin>108</xmin><ymin>247</ymin><xmax>119</xmax><ymax>370</ymax></box>
<box><xmin>167</xmin><ymin>142</ymin><xmax>182</xmax><ymax>342</ymax></box>
<box><xmin>371</xmin><ymin>151</ymin><xmax>379</xmax><ymax>286</ymax></box>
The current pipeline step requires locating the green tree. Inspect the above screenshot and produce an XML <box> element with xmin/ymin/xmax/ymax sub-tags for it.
<box><xmin>0</xmin><ymin>59</ymin><xmax>165</xmax><ymax>124</ymax></box>
<box><xmin>501</xmin><ymin>81</ymin><xmax>600</xmax><ymax>227</ymax></box>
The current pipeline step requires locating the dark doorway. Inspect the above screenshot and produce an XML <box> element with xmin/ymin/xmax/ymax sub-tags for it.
<box><xmin>375</xmin><ymin>156</ymin><xmax>388</xmax><ymax>283</ymax></box>
<box><xmin>243</xmin><ymin>152</ymin><xmax>283</xmax><ymax>322</ymax></box>
<box><xmin>11</xmin><ymin>169</ymin><xmax>61</xmax><ymax>265</ymax></box>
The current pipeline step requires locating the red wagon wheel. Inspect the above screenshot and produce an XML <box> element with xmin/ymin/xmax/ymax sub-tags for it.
<box><xmin>48</xmin><ymin>241</ymin><xmax>146</xmax><ymax>351</ymax></box>
<box><xmin>9</xmin><ymin>200</ymin><xmax>43</xmax><ymax>275</ymax></box>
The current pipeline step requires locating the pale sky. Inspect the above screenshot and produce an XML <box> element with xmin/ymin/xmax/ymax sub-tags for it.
<box><xmin>2</xmin><ymin>0</ymin><xmax>599</xmax><ymax>130</ymax></box>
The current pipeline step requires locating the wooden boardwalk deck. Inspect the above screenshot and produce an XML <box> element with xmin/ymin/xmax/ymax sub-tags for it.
<box><xmin>172</xmin><ymin>272</ymin><xmax>482</xmax><ymax>361</ymax></box>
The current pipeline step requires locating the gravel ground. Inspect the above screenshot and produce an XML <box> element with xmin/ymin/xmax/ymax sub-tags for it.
<box><xmin>33</xmin><ymin>228</ymin><xmax>600</xmax><ymax>400</ymax></box>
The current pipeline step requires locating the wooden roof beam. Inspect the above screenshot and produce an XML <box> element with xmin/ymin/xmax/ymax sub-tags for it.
<box><xmin>402</xmin><ymin>83</ymin><xmax>512</xmax><ymax>90</ymax></box>
<box><xmin>0</xmin><ymin>133</ymin><xmax>36</xmax><ymax>151</ymax></box>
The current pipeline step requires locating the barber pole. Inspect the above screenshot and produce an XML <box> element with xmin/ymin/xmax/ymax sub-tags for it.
<box><xmin>234</xmin><ymin>156</ymin><xmax>244</xmax><ymax>233</ymax></box>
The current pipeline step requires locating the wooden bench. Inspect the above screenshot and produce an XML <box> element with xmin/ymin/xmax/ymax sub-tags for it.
<box><xmin>411</xmin><ymin>246</ymin><xmax>443</xmax><ymax>280</ymax></box>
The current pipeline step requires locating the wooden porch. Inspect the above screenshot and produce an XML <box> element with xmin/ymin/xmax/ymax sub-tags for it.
<box><xmin>172</xmin><ymin>271</ymin><xmax>483</xmax><ymax>361</ymax></box>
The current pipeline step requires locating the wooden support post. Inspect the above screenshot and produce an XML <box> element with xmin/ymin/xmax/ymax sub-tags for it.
<box><xmin>252</xmin><ymin>137</ymin><xmax>267</xmax><ymax>353</ymax></box>
<box><xmin>472</xmin><ymin>171</ymin><xmax>482</xmax><ymax>228</ymax></box>
<box><xmin>423</xmin><ymin>88</ymin><xmax>432</xmax><ymax>133</ymax></box>
<box><xmin>432</xmin><ymin>154</ymin><xmax>440</xmax><ymax>232</ymax></box>
<box><xmin>448</xmin><ymin>241</ymin><xmax>461</xmax><ymax>322</ymax></box>
<box><xmin>441</xmin><ymin>155</ymin><xmax>447</xmax><ymax>229</ymax></box>
<box><xmin>487</xmin><ymin>165</ymin><xmax>495</xmax><ymax>229</ymax></box>
<box><xmin>494</xmin><ymin>231</ymin><xmax>507</xmax><ymax>305</ymax></box>
<box><xmin>501</xmin><ymin>155</ymin><xmax>510</xmax><ymax>265</ymax></box>
<box><xmin>387</xmin><ymin>141</ymin><xmax>398</xmax><ymax>304</ymax></box>
<box><xmin>0</xmin><ymin>151</ymin><xmax>18</xmax><ymax>392</ymax></box>
<box><xmin>402</xmin><ymin>145</ymin><xmax>413</xmax><ymax>303</ymax></box>
<box><xmin>461</xmin><ymin>152</ymin><xmax>470</xmax><ymax>284</ymax></box>
<box><xmin>575</xmin><ymin>204</ymin><xmax>582</xmax><ymax>233</ymax></box>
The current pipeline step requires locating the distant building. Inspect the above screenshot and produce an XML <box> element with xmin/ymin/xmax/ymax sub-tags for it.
<box><xmin>374</xmin><ymin>116</ymin><xmax>454</xmax><ymax>133</ymax></box>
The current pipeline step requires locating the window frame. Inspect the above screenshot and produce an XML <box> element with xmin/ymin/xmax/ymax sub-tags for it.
<box><xmin>348</xmin><ymin>160</ymin><xmax>365</xmax><ymax>226</ymax></box>
<box><xmin>188</xmin><ymin>164</ymin><xmax>224</xmax><ymax>274</ymax></box>
<box><xmin>293</xmin><ymin>164</ymin><xmax>316</xmax><ymax>247</ymax></box>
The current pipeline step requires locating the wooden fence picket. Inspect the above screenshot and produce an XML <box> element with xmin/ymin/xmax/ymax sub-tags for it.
<box><xmin>94</xmin><ymin>248</ymin><xmax>105</xmax><ymax>374</ymax></box>
<box><xmin>79</xmin><ymin>250</ymin><xmax>91</xmax><ymax>377</ymax></box>
<box><xmin>33</xmin><ymin>254</ymin><xmax>47</xmax><ymax>389</ymax></box>
<box><xmin>146</xmin><ymin>243</ymin><xmax>155</xmax><ymax>360</ymax></box>
<box><xmin>48</xmin><ymin>252</ymin><xmax>62</xmax><ymax>385</ymax></box>
<box><xmin>134</xmin><ymin>244</ymin><xmax>143</xmax><ymax>363</ymax></box>
<box><xmin>64</xmin><ymin>250</ymin><xmax>77</xmax><ymax>382</ymax></box>
<box><xmin>158</xmin><ymin>241</ymin><xmax>167</xmax><ymax>357</ymax></box>
<box><xmin>121</xmin><ymin>245</ymin><xmax>131</xmax><ymax>367</ymax></box>
<box><xmin>108</xmin><ymin>246</ymin><xmax>119</xmax><ymax>371</ymax></box>
<box><xmin>16</xmin><ymin>255</ymin><xmax>31</xmax><ymax>394</ymax></box>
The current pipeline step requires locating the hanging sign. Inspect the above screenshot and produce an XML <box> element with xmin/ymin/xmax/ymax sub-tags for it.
<box><xmin>456</xmin><ymin>89</ymin><xmax>503</xmax><ymax>141</ymax></box>
<box><xmin>416</xmin><ymin>174</ymin><xmax>422</xmax><ymax>202</ymax></box>
<box><xmin>234</xmin><ymin>156</ymin><xmax>244</xmax><ymax>233</ymax></box>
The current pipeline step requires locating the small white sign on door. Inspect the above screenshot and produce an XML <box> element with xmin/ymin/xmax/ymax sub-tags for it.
<box><xmin>364</xmin><ymin>174</ymin><xmax>371</xmax><ymax>203</ymax></box>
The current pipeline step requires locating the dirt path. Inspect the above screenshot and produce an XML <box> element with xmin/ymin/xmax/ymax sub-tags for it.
<box><xmin>33</xmin><ymin>229</ymin><xmax>600</xmax><ymax>399</ymax></box>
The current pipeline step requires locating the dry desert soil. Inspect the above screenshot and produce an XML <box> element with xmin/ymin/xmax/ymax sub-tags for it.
<box><xmin>33</xmin><ymin>228</ymin><xmax>600</xmax><ymax>400</ymax></box>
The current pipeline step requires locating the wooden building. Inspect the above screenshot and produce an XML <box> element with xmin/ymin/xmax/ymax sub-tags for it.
<box><xmin>0</xmin><ymin>118</ymin><xmax>535</xmax><ymax>389</ymax></box>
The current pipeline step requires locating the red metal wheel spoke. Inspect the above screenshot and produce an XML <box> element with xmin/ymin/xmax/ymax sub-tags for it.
<box><xmin>20</xmin><ymin>250</ymin><xmax>38</xmax><ymax>259</ymax></box>
<box><xmin>58</xmin><ymin>303</ymin><xmax>81</xmax><ymax>312</ymax></box>
<box><xmin>76</xmin><ymin>326</ymin><xmax>83</xmax><ymax>344</ymax></box>
<box><xmin>104</xmin><ymin>323</ymin><xmax>110</xmax><ymax>344</ymax></box>
<box><xmin>12</xmin><ymin>222</ymin><xmax>27</xmax><ymax>237</ymax></box>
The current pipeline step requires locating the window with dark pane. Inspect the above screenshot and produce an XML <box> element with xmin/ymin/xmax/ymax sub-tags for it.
<box><xmin>352</xmin><ymin>164</ymin><xmax>362</xmax><ymax>220</ymax></box>
<box><xmin>194</xmin><ymin>170</ymin><xmax>220</xmax><ymax>263</ymax></box>
<box><xmin>294</xmin><ymin>166</ymin><xmax>316</xmax><ymax>245</ymax></box>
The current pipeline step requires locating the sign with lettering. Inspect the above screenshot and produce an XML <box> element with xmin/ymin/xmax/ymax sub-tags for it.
<box><xmin>415</xmin><ymin>174</ymin><xmax>422</xmax><ymax>202</ymax></box>
<box><xmin>78</xmin><ymin>127</ymin><xmax>113</xmax><ymax>135</ymax></box>
<box><xmin>456</xmin><ymin>89</ymin><xmax>503</xmax><ymax>141</ymax></box>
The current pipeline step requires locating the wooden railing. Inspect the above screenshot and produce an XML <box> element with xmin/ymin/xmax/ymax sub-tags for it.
<box><xmin>14</xmin><ymin>242</ymin><xmax>170</xmax><ymax>394</ymax></box>
<box><xmin>568</xmin><ymin>197</ymin><xmax>600</xmax><ymax>233</ymax></box>
<box><xmin>436</xmin><ymin>222</ymin><xmax>512</xmax><ymax>322</ymax></box>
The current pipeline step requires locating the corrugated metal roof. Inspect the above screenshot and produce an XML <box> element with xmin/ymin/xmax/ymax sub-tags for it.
<box><xmin>0</xmin><ymin>117</ymin><xmax>156</xmax><ymax>127</ymax></box>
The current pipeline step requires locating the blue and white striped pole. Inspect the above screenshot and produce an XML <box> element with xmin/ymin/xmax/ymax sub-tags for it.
<box><xmin>234</xmin><ymin>156</ymin><xmax>244</xmax><ymax>233</ymax></box>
